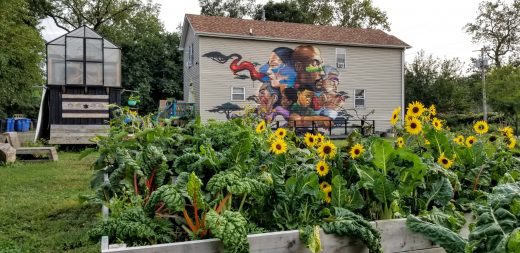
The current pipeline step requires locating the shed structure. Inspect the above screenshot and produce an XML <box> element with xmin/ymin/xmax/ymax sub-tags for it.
<box><xmin>37</xmin><ymin>26</ymin><xmax>122</xmax><ymax>144</ymax></box>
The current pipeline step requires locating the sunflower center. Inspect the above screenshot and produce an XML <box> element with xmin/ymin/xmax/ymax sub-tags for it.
<box><xmin>393</xmin><ymin>114</ymin><xmax>397</xmax><ymax>119</ymax></box>
<box><xmin>260</xmin><ymin>125</ymin><xmax>264</xmax><ymax>130</ymax></box>
<box><xmin>412</xmin><ymin>107</ymin><xmax>419</xmax><ymax>113</ymax></box>
<box><xmin>354</xmin><ymin>149</ymin><xmax>360</xmax><ymax>155</ymax></box>
<box><xmin>319</xmin><ymin>166</ymin><xmax>325</xmax><ymax>171</ymax></box>
<box><xmin>327</xmin><ymin>191</ymin><xmax>332</xmax><ymax>197</ymax></box>
<box><xmin>411</xmin><ymin>123</ymin><xmax>417</xmax><ymax>129</ymax></box>
<box><xmin>276</xmin><ymin>144</ymin><xmax>282</xmax><ymax>150</ymax></box>
<box><xmin>479</xmin><ymin>125</ymin><xmax>484</xmax><ymax>130</ymax></box>
<box><xmin>469</xmin><ymin>140</ymin><xmax>474</xmax><ymax>144</ymax></box>
<box><xmin>279</xmin><ymin>132</ymin><xmax>283</xmax><ymax>136</ymax></box>
<box><xmin>442</xmin><ymin>158</ymin><xmax>448</xmax><ymax>165</ymax></box>
<box><xmin>323</xmin><ymin>146</ymin><xmax>331</xmax><ymax>154</ymax></box>
<box><xmin>309</xmin><ymin>137</ymin><xmax>314</xmax><ymax>142</ymax></box>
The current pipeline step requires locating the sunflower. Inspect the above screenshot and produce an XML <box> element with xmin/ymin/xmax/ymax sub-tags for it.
<box><xmin>390</xmin><ymin>106</ymin><xmax>401</xmax><ymax>126</ymax></box>
<box><xmin>256</xmin><ymin>120</ymin><xmax>266</xmax><ymax>133</ymax></box>
<box><xmin>324</xmin><ymin>190</ymin><xmax>332</xmax><ymax>204</ymax></box>
<box><xmin>473</xmin><ymin>120</ymin><xmax>489</xmax><ymax>135</ymax></box>
<box><xmin>304</xmin><ymin>133</ymin><xmax>316</xmax><ymax>147</ymax></box>
<box><xmin>500</xmin><ymin>126</ymin><xmax>514</xmax><ymax>138</ymax></box>
<box><xmin>437</xmin><ymin>152</ymin><xmax>454</xmax><ymax>169</ymax></box>
<box><xmin>317</xmin><ymin>141</ymin><xmax>337</xmax><ymax>159</ymax></box>
<box><xmin>270</xmin><ymin>138</ymin><xmax>287</xmax><ymax>155</ymax></box>
<box><xmin>315</xmin><ymin>133</ymin><xmax>325</xmax><ymax>145</ymax></box>
<box><xmin>316</xmin><ymin>160</ymin><xmax>330</xmax><ymax>177</ymax></box>
<box><xmin>320</xmin><ymin>181</ymin><xmax>332</xmax><ymax>192</ymax></box>
<box><xmin>466</xmin><ymin>136</ymin><xmax>477</xmax><ymax>147</ymax></box>
<box><xmin>275</xmin><ymin>128</ymin><xmax>287</xmax><ymax>139</ymax></box>
<box><xmin>429</xmin><ymin>104</ymin><xmax>436</xmax><ymax>116</ymax></box>
<box><xmin>406</xmin><ymin>101</ymin><xmax>425</xmax><ymax>117</ymax></box>
<box><xmin>507</xmin><ymin>137</ymin><xmax>516</xmax><ymax>149</ymax></box>
<box><xmin>349</xmin><ymin>143</ymin><xmax>365</xmax><ymax>159</ymax></box>
<box><xmin>405</xmin><ymin>114</ymin><xmax>416</xmax><ymax>122</ymax></box>
<box><xmin>432</xmin><ymin>118</ymin><xmax>442</xmax><ymax>131</ymax></box>
<box><xmin>405</xmin><ymin>117</ymin><xmax>423</xmax><ymax>135</ymax></box>
<box><xmin>453</xmin><ymin>135</ymin><xmax>465</xmax><ymax>145</ymax></box>
<box><xmin>396</xmin><ymin>137</ymin><xmax>405</xmax><ymax>148</ymax></box>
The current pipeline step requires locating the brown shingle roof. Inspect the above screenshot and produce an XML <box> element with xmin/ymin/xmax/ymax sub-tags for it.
<box><xmin>185</xmin><ymin>14</ymin><xmax>410</xmax><ymax>49</ymax></box>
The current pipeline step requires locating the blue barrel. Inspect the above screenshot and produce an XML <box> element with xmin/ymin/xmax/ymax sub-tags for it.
<box><xmin>6</xmin><ymin>118</ymin><xmax>14</xmax><ymax>132</ymax></box>
<box><xmin>15</xmin><ymin>119</ymin><xmax>23</xmax><ymax>132</ymax></box>
<box><xmin>25</xmin><ymin>119</ymin><xmax>29</xmax><ymax>132</ymax></box>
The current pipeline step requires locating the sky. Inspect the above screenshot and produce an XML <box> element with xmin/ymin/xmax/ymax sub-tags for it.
<box><xmin>42</xmin><ymin>0</ymin><xmax>488</xmax><ymax>66</ymax></box>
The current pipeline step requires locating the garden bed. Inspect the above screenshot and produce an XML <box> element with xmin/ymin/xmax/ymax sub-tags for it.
<box><xmin>103</xmin><ymin>219</ymin><xmax>448</xmax><ymax>253</ymax></box>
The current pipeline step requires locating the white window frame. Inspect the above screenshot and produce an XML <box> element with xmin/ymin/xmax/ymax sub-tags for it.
<box><xmin>354</xmin><ymin>89</ymin><xmax>366</xmax><ymax>109</ymax></box>
<box><xmin>336</xmin><ymin>48</ymin><xmax>346</xmax><ymax>69</ymax></box>
<box><xmin>231</xmin><ymin>87</ymin><xmax>246</xmax><ymax>101</ymax></box>
<box><xmin>187</xmin><ymin>43</ymin><xmax>194</xmax><ymax>67</ymax></box>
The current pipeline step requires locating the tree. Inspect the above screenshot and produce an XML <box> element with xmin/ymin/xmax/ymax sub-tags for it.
<box><xmin>208</xmin><ymin>102</ymin><xmax>243</xmax><ymax>119</ymax></box>
<box><xmin>32</xmin><ymin>0</ymin><xmax>183</xmax><ymax>114</ymax></box>
<box><xmin>405</xmin><ymin>51</ymin><xmax>473</xmax><ymax>114</ymax></box>
<box><xmin>253</xmin><ymin>1</ymin><xmax>311</xmax><ymax>24</ymax></box>
<box><xmin>199</xmin><ymin>0</ymin><xmax>256</xmax><ymax>18</ymax></box>
<box><xmin>29</xmin><ymin>0</ymin><xmax>140</xmax><ymax>32</ymax></box>
<box><xmin>487</xmin><ymin>65</ymin><xmax>520</xmax><ymax>132</ymax></box>
<box><xmin>465</xmin><ymin>0</ymin><xmax>520</xmax><ymax>67</ymax></box>
<box><xmin>0</xmin><ymin>0</ymin><xmax>45</xmax><ymax>118</ymax></box>
<box><xmin>254</xmin><ymin>0</ymin><xmax>390</xmax><ymax>31</ymax></box>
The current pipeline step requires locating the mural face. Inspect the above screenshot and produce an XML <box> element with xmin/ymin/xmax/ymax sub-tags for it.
<box><xmin>203</xmin><ymin>45</ymin><xmax>349</xmax><ymax>123</ymax></box>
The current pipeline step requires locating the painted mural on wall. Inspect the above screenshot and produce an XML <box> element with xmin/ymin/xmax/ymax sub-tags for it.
<box><xmin>203</xmin><ymin>45</ymin><xmax>349</xmax><ymax>123</ymax></box>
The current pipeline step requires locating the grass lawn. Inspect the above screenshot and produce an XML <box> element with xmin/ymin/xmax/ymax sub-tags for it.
<box><xmin>0</xmin><ymin>152</ymin><xmax>100</xmax><ymax>253</ymax></box>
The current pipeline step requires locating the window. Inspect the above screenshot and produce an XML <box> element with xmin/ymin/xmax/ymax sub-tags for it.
<box><xmin>336</xmin><ymin>48</ymin><xmax>346</xmax><ymax>69</ymax></box>
<box><xmin>188</xmin><ymin>43</ymin><xmax>194</xmax><ymax>67</ymax></box>
<box><xmin>354</xmin><ymin>89</ymin><xmax>365</xmax><ymax>108</ymax></box>
<box><xmin>231</xmin><ymin>87</ymin><xmax>245</xmax><ymax>101</ymax></box>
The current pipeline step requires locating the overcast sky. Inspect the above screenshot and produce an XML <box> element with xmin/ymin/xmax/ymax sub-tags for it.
<box><xmin>42</xmin><ymin>0</ymin><xmax>492</xmax><ymax>66</ymax></box>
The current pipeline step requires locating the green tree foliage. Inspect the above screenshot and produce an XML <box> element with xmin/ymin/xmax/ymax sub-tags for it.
<box><xmin>465</xmin><ymin>0</ymin><xmax>520</xmax><ymax>67</ymax></box>
<box><xmin>32</xmin><ymin>0</ymin><xmax>183</xmax><ymax>114</ymax></box>
<box><xmin>405</xmin><ymin>51</ymin><xmax>475</xmax><ymax>114</ymax></box>
<box><xmin>199</xmin><ymin>0</ymin><xmax>256</xmax><ymax>18</ymax></box>
<box><xmin>253</xmin><ymin>0</ymin><xmax>390</xmax><ymax>30</ymax></box>
<box><xmin>0</xmin><ymin>0</ymin><xmax>45</xmax><ymax>118</ymax></box>
<box><xmin>253</xmin><ymin>1</ymin><xmax>311</xmax><ymax>24</ymax></box>
<box><xmin>487</xmin><ymin>65</ymin><xmax>520</xmax><ymax>131</ymax></box>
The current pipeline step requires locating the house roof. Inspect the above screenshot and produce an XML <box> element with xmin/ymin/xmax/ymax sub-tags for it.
<box><xmin>183</xmin><ymin>14</ymin><xmax>410</xmax><ymax>49</ymax></box>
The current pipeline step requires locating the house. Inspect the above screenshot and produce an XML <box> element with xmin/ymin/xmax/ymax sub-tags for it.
<box><xmin>36</xmin><ymin>26</ymin><xmax>122</xmax><ymax>144</ymax></box>
<box><xmin>179</xmin><ymin>14</ymin><xmax>410</xmax><ymax>132</ymax></box>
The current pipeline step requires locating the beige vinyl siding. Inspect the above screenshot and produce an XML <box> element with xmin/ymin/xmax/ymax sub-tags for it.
<box><xmin>198</xmin><ymin>36</ymin><xmax>403</xmax><ymax>131</ymax></box>
<box><xmin>183</xmin><ymin>26</ymin><xmax>200</xmax><ymax>116</ymax></box>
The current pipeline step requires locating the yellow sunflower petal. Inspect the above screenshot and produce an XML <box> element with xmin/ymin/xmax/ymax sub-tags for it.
<box><xmin>349</xmin><ymin>143</ymin><xmax>365</xmax><ymax>159</ymax></box>
<box><xmin>316</xmin><ymin>160</ymin><xmax>330</xmax><ymax>177</ymax></box>
<box><xmin>270</xmin><ymin>138</ymin><xmax>287</xmax><ymax>154</ymax></box>
<box><xmin>405</xmin><ymin>117</ymin><xmax>423</xmax><ymax>135</ymax></box>
<box><xmin>317</xmin><ymin>141</ymin><xmax>337</xmax><ymax>159</ymax></box>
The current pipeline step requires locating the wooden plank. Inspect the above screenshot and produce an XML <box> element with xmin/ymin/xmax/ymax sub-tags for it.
<box><xmin>103</xmin><ymin>239</ymin><xmax>223</xmax><ymax>253</ymax></box>
<box><xmin>375</xmin><ymin>219</ymin><xmax>438</xmax><ymax>253</ymax></box>
<box><xmin>49</xmin><ymin>135</ymin><xmax>99</xmax><ymax>144</ymax></box>
<box><xmin>51</xmin><ymin>124</ymin><xmax>109</xmax><ymax>130</ymax></box>
<box><xmin>102</xmin><ymin>219</ymin><xmax>444</xmax><ymax>253</ymax></box>
<box><xmin>62</xmin><ymin>101</ymin><xmax>109</xmax><ymax>110</ymax></box>
<box><xmin>51</xmin><ymin>132</ymin><xmax>107</xmax><ymax>138</ymax></box>
<box><xmin>62</xmin><ymin>113</ymin><xmax>109</xmax><ymax>118</ymax></box>
<box><xmin>61</xmin><ymin>94</ymin><xmax>109</xmax><ymax>99</ymax></box>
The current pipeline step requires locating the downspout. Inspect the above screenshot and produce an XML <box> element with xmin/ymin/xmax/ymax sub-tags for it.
<box><xmin>401</xmin><ymin>49</ymin><xmax>405</xmax><ymax>122</ymax></box>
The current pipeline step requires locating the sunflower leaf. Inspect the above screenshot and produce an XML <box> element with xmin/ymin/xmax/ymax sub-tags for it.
<box><xmin>371</xmin><ymin>139</ymin><xmax>394</xmax><ymax>174</ymax></box>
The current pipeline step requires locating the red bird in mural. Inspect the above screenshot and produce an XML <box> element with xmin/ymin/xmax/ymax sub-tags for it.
<box><xmin>202</xmin><ymin>51</ymin><xmax>265</xmax><ymax>81</ymax></box>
